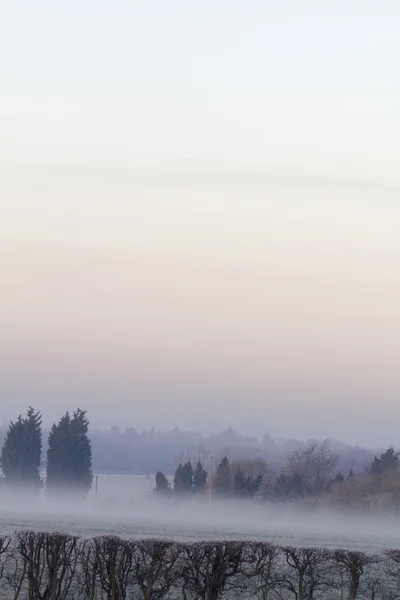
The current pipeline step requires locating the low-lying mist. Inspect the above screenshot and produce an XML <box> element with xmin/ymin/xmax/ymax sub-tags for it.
<box><xmin>0</xmin><ymin>485</ymin><xmax>398</xmax><ymax>553</ymax></box>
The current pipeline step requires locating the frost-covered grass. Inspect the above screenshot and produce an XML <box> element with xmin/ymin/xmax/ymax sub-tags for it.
<box><xmin>0</xmin><ymin>474</ymin><xmax>399</xmax><ymax>554</ymax></box>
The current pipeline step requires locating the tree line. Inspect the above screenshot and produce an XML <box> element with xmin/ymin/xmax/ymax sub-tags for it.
<box><xmin>0</xmin><ymin>407</ymin><xmax>92</xmax><ymax>496</ymax></box>
<box><xmin>155</xmin><ymin>442</ymin><xmax>400</xmax><ymax>511</ymax></box>
<box><xmin>89</xmin><ymin>425</ymin><xmax>377</xmax><ymax>476</ymax></box>
<box><xmin>156</xmin><ymin>456</ymin><xmax>265</xmax><ymax>498</ymax></box>
<box><xmin>0</xmin><ymin>531</ymin><xmax>396</xmax><ymax>599</ymax></box>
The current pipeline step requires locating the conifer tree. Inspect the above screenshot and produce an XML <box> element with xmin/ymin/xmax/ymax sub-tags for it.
<box><xmin>0</xmin><ymin>407</ymin><xmax>42</xmax><ymax>489</ymax></box>
<box><xmin>233</xmin><ymin>468</ymin><xmax>262</xmax><ymax>498</ymax></box>
<box><xmin>155</xmin><ymin>471</ymin><xmax>170</xmax><ymax>493</ymax></box>
<box><xmin>173</xmin><ymin>464</ymin><xmax>183</xmax><ymax>492</ymax></box>
<box><xmin>214</xmin><ymin>456</ymin><xmax>233</xmax><ymax>496</ymax></box>
<box><xmin>25</xmin><ymin>407</ymin><xmax>43</xmax><ymax>484</ymax></box>
<box><xmin>46</xmin><ymin>409</ymin><xmax>92</xmax><ymax>497</ymax></box>
<box><xmin>233</xmin><ymin>468</ymin><xmax>246</xmax><ymax>496</ymax></box>
<box><xmin>193</xmin><ymin>460</ymin><xmax>207</xmax><ymax>493</ymax></box>
<box><xmin>371</xmin><ymin>448</ymin><xmax>400</xmax><ymax>477</ymax></box>
<box><xmin>180</xmin><ymin>461</ymin><xmax>193</xmax><ymax>493</ymax></box>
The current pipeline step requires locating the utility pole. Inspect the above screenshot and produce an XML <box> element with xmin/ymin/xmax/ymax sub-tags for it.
<box><xmin>209</xmin><ymin>456</ymin><xmax>213</xmax><ymax>504</ymax></box>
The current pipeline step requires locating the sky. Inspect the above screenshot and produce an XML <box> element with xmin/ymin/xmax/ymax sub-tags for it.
<box><xmin>1</xmin><ymin>1</ymin><xmax>400</xmax><ymax>445</ymax></box>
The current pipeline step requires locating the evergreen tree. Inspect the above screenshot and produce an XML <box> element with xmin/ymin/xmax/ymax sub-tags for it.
<box><xmin>155</xmin><ymin>471</ymin><xmax>170</xmax><ymax>493</ymax></box>
<box><xmin>214</xmin><ymin>456</ymin><xmax>233</xmax><ymax>496</ymax></box>
<box><xmin>25</xmin><ymin>407</ymin><xmax>43</xmax><ymax>485</ymax></box>
<box><xmin>46</xmin><ymin>409</ymin><xmax>92</xmax><ymax>497</ymax></box>
<box><xmin>0</xmin><ymin>407</ymin><xmax>42</xmax><ymax>489</ymax></box>
<box><xmin>233</xmin><ymin>468</ymin><xmax>246</xmax><ymax>496</ymax></box>
<box><xmin>193</xmin><ymin>460</ymin><xmax>207</xmax><ymax>493</ymax></box>
<box><xmin>173</xmin><ymin>464</ymin><xmax>183</xmax><ymax>492</ymax></box>
<box><xmin>180</xmin><ymin>461</ymin><xmax>193</xmax><ymax>493</ymax></box>
<box><xmin>1</xmin><ymin>416</ymin><xmax>25</xmax><ymax>482</ymax></box>
<box><xmin>249</xmin><ymin>473</ymin><xmax>263</xmax><ymax>496</ymax></box>
<box><xmin>233</xmin><ymin>468</ymin><xmax>262</xmax><ymax>498</ymax></box>
<box><xmin>46</xmin><ymin>412</ymin><xmax>70</xmax><ymax>493</ymax></box>
<box><xmin>371</xmin><ymin>448</ymin><xmax>400</xmax><ymax>477</ymax></box>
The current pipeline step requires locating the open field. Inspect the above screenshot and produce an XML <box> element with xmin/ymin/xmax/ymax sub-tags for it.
<box><xmin>0</xmin><ymin>474</ymin><xmax>398</xmax><ymax>553</ymax></box>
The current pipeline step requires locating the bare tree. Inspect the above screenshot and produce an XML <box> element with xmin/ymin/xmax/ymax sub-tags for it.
<box><xmin>132</xmin><ymin>539</ymin><xmax>181</xmax><ymax>600</ymax></box>
<box><xmin>77</xmin><ymin>538</ymin><xmax>99</xmax><ymax>600</ymax></box>
<box><xmin>385</xmin><ymin>549</ymin><xmax>400</xmax><ymax>580</ymax></box>
<box><xmin>383</xmin><ymin>550</ymin><xmax>400</xmax><ymax>598</ymax></box>
<box><xmin>0</xmin><ymin>531</ymin><xmax>392</xmax><ymax>600</ymax></box>
<box><xmin>14</xmin><ymin>530</ymin><xmax>80</xmax><ymax>600</ymax></box>
<box><xmin>172</xmin><ymin>446</ymin><xmax>209</xmax><ymax>470</ymax></box>
<box><xmin>43</xmin><ymin>532</ymin><xmax>80</xmax><ymax>600</ymax></box>
<box><xmin>283</xmin><ymin>441</ymin><xmax>339</xmax><ymax>498</ymax></box>
<box><xmin>360</xmin><ymin>558</ymin><xmax>386</xmax><ymax>600</ymax></box>
<box><xmin>85</xmin><ymin>536</ymin><xmax>133</xmax><ymax>600</ymax></box>
<box><xmin>0</xmin><ymin>535</ymin><xmax>11</xmax><ymax>581</ymax></box>
<box><xmin>180</xmin><ymin>541</ymin><xmax>244</xmax><ymax>600</ymax></box>
<box><xmin>0</xmin><ymin>536</ymin><xmax>24</xmax><ymax>600</ymax></box>
<box><xmin>240</xmin><ymin>542</ymin><xmax>281</xmax><ymax>600</ymax></box>
<box><xmin>280</xmin><ymin>546</ymin><xmax>332</xmax><ymax>600</ymax></box>
<box><xmin>333</xmin><ymin>549</ymin><xmax>375</xmax><ymax>600</ymax></box>
<box><xmin>329</xmin><ymin>474</ymin><xmax>377</xmax><ymax>512</ymax></box>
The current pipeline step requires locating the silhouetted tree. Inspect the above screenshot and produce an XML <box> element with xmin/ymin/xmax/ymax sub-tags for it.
<box><xmin>91</xmin><ymin>536</ymin><xmax>133</xmax><ymax>600</ymax></box>
<box><xmin>334</xmin><ymin>550</ymin><xmax>374</xmax><ymax>600</ymax></box>
<box><xmin>281</xmin><ymin>546</ymin><xmax>332</xmax><ymax>600</ymax></box>
<box><xmin>180</xmin><ymin>541</ymin><xmax>244</xmax><ymax>600</ymax></box>
<box><xmin>155</xmin><ymin>471</ymin><xmax>170</xmax><ymax>493</ymax></box>
<box><xmin>0</xmin><ymin>407</ymin><xmax>42</xmax><ymax>489</ymax></box>
<box><xmin>371</xmin><ymin>447</ymin><xmax>399</xmax><ymax>477</ymax></box>
<box><xmin>180</xmin><ymin>461</ymin><xmax>193</xmax><ymax>493</ymax></box>
<box><xmin>214</xmin><ymin>457</ymin><xmax>233</xmax><ymax>496</ymax></box>
<box><xmin>46</xmin><ymin>408</ymin><xmax>92</xmax><ymax>497</ymax></box>
<box><xmin>0</xmin><ymin>536</ymin><xmax>11</xmax><ymax>594</ymax></box>
<box><xmin>133</xmin><ymin>539</ymin><xmax>181</xmax><ymax>600</ymax></box>
<box><xmin>385</xmin><ymin>549</ymin><xmax>400</xmax><ymax>584</ymax></box>
<box><xmin>16</xmin><ymin>530</ymin><xmax>80</xmax><ymax>600</ymax></box>
<box><xmin>241</xmin><ymin>542</ymin><xmax>281</xmax><ymax>599</ymax></box>
<box><xmin>234</xmin><ymin>468</ymin><xmax>246</xmax><ymax>496</ymax></box>
<box><xmin>173</xmin><ymin>464</ymin><xmax>183</xmax><ymax>492</ymax></box>
<box><xmin>193</xmin><ymin>460</ymin><xmax>207</xmax><ymax>493</ymax></box>
<box><xmin>0</xmin><ymin>534</ymin><xmax>391</xmax><ymax>598</ymax></box>
<box><xmin>280</xmin><ymin>441</ymin><xmax>338</xmax><ymax>498</ymax></box>
<box><xmin>233</xmin><ymin>467</ymin><xmax>263</xmax><ymax>498</ymax></box>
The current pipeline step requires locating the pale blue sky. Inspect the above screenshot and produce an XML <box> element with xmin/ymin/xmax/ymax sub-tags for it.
<box><xmin>1</xmin><ymin>1</ymin><xmax>400</xmax><ymax>181</ymax></box>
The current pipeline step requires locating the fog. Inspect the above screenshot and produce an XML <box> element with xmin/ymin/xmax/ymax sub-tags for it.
<box><xmin>0</xmin><ymin>477</ymin><xmax>399</xmax><ymax>554</ymax></box>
